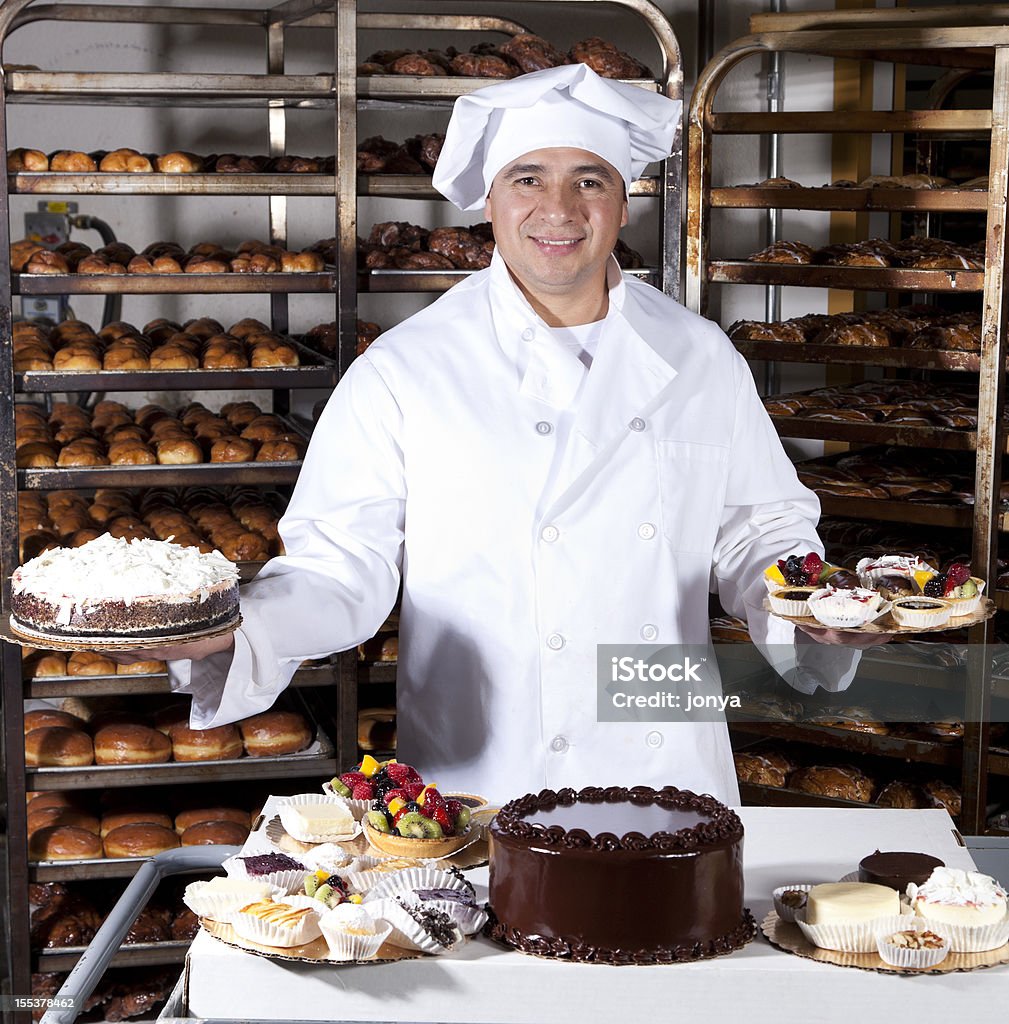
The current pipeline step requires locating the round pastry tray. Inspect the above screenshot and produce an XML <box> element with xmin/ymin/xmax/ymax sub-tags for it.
<box><xmin>0</xmin><ymin>612</ymin><xmax>241</xmax><ymax>651</ymax></box>
<box><xmin>200</xmin><ymin>917</ymin><xmax>420</xmax><ymax>966</ymax></box>
<box><xmin>764</xmin><ymin>597</ymin><xmax>994</xmax><ymax>634</ymax></box>
<box><xmin>761</xmin><ymin>910</ymin><xmax>1009</xmax><ymax>974</ymax></box>
<box><xmin>263</xmin><ymin>807</ymin><xmax>493</xmax><ymax>871</ymax></box>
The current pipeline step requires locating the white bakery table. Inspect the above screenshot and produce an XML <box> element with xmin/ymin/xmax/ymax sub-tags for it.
<box><xmin>183</xmin><ymin>802</ymin><xmax>1006</xmax><ymax>1024</ymax></box>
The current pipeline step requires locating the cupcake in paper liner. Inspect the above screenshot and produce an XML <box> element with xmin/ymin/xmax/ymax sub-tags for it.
<box><xmin>230</xmin><ymin>894</ymin><xmax>323</xmax><ymax>948</ymax></box>
<box><xmin>876</xmin><ymin>920</ymin><xmax>950</xmax><ymax>969</ymax></box>
<box><xmin>772</xmin><ymin>884</ymin><xmax>812</xmax><ymax>924</ymax></box>
<box><xmin>798</xmin><ymin>913</ymin><xmax>914</xmax><ymax>953</ymax></box>
<box><xmin>224</xmin><ymin>852</ymin><xmax>309</xmax><ymax>895</ymax></box>
<box><xmin>768</xmin><ymin>588</ymin><xmax>816</xmax><ymax>618</ymax></box>
<box><xmin>322</xmin><ymin>780</ymin><xmax>372</xmax><ymax>820</ymax></box>
<box><xmin>277</xmin><ymin>794</ymin><xmax>359</xmax><ymax>843</ymax></box>
<box><xmin>184</xmin><ymin>878</ymin><xmax>284</xmax><ymax>922</ymax></box>
<box><xmin>301</xmin><ymin>843</ymin><xmax>355</xmax><ymax>874</ymax></box>
<box><xmin>319</xmin><ymin>902</ymin><xmax>393</xmax><ymax>960</ymax></box>
<box><xmin>366</xmin><ymin>896</ymin><xmax>465</xmax><ymax>954</ymax></box>
<box><xmin>363</xmin><ymin>865</ymin><xmax>476</xmax><ymax>904</ymax></box>
<box><xmin>908</xmin><ymin>867</ymin><xmax>1009</xmax><ymax>952</ymax></box>
<box><xmin>806</xmin><ymin>586</ymin><xmax>889</xmax><ymax>629</ymax></box>
<box><xmin>889</xmin><ymin>597</ymin><xmax>951</xmax><ymax>629</ymax></box>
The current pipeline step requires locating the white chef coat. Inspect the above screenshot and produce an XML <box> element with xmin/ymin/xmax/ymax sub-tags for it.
<box><xmin>172</xmin><ymin>251</ymin><xmax>825</xmax><ymax>805</ymax></box>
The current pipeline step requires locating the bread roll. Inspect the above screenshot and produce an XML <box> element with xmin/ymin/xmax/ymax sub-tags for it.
<box><xmin>150</xmin><ymin>344</ymin><xmax>199</xmax><ymax>370</ymax></box>
<box><xmin>239</xmin><ymin>710</ymin><xmax>312</xmax><ymax>756</ymax></box>
<box><xmin>104</xmin><ymin>822</ymin><xmax>181</xmax><ymax>858</ymax></box>
<box><xmin>100</xmin><ymin>809</ymin><xmax>174</xmax><ymax>838</ymax></box>
<box><xmin>25</xmin><ymin>727</ymin><xmax>94</xmax><ymax>767</ymax></box>
<box><xmin>77</xmin><ymin>254</ymin><xmax>126</xmax><ymax>276</ymax></box>
<box><xmin>93</xmin><ymin>724</ymin><xmax>172</xmax><ymax>765</ymax></box>
<box><xmin>27</xmin><ymin>806</ymin><xmax>101</xmax><ymax>837</ymax></box>
<box><xmin>16</xmin><ymin>441</ymin><xmax>58</xmax><ymax>468</ymax></box>
<box><xmin>50</xmin><ymin>150</ymin><xmax>97</xmax><ymax>172</ymax></box>
<box><xmin>8</xmin><ymin>147</ymin><xmax>48</xmax><ymax>171</ymax></box>
<box><xmin>184</xmin><ymin>256</ymin><xmax>229</xmax><ymax>274</ymax></box>
<box><xmin>280</xmin><ymin>250</ymin><xmax>324</xmax><ymax>272</ymax></box>
<box><xmin>24</xmin><ymin>709</ymin><xmax>85</xmax><ymax>733</ymax></box>
<box><xmin>255</xmin><ymin>439</ymin><xmax>302</xmax><ymax>462</ymax></box>
<box><xmin>156</xmin><ymin>151</ymin><xmax>203</xmax><ymax>173</ymax></box>
<box><xmin>116</xmin><ymin>659</ymin><xmax>167</xmax><ymax>675</ymax></box>
<box><xmin>99</xmin><ymin>148</ymin><xmax>154</xmax><ymax>173</ymax></box>
<box><xmin>155</xmin><ymin>438</ymin><xmax>203</xmax><ymax>465</ymax></box>
<box><xmin>218</xmin><ymin>531</ymin><xmax>269</xmax><ymax>562</ymax></box>
<box><xmin>170</xmin><ymin>723</ymin><xmax>243</xmax><ymax>761</ymax></box>
<box><xmin>108</xmin><ymin>440</ymin><xmax>157</xmax><ymax>465</ymax></box>
<box><xmin>29</xmin><ymin>825</ymin><xmax>103</xmax><ymax>861</ymax></box>
<box><xmin>23</xmin><ymin>651</ymin><xmax>68</xmax><ymax>677</ymax></box>
<box><xmin>26</xmin><ymin>790</ymin><xmax>87</xmax><ymax>812</ymax></box>
<box><xmin>57</xmin><ymin>442</ymin><xmax>109</xmax><ymax>467</ymax></box>
<box><xmin>181</xmin><ymin>819</ymin><xmax>250</xmax><ymax>846</ymax></box>
<box><xmin>174</xmin><ymin>806</ymin><xmax>251</xmax><ymax>833</ymax></box>
<box><xmin>210</xmin><ymin>436</ymin><xmax>256</xmax><ymax>463</ymax></box>
<box><xmin>67</xmin><ymin>651</ymin><xmax>117</xmax><ymax>676</ymax></box>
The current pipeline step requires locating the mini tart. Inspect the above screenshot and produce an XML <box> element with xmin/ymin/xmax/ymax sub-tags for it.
<box><xmin>768</xmin><ymin>587</ymin><xmax>816</xmax><ymax>617</ymax></box>
<box><xmin>364</xmin><ymin>820</ymin><xmax>472</xmax><ymax>860</ymax></box>
<box><xmin>229</xmin><ymin>894</ymin><xmax>322</xmax><ymax>948</ymax></box>
<box><xmin>772</xmin><ymin>884</ymin><xmax>812</xmax><ymax>924</ymax></box>
<box><xmin>876</xmin><ymin>921</ymin><xmax>950</xmax><ymax>969</ymax></box>
<box><xmin>889</xmin><ymin>597</ymin><xmax>951</xmax><ymax>629</ymax></box>
<box><xmin>946</xmin><ymin>577</ymin><xmax>985</xmax><ymax>618</ymax></box>
<box><xmin>806</xmin><ymin>586</ymin><xmax>886</xmax><ymax>629</ymax></box>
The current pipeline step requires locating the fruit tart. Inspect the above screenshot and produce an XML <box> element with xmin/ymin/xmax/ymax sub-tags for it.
<box><xmin>364</xmin><ymin>783</ymin><xmax>474</xmax><ymax>859</ymax></box>
<box><xmin>919</xmin><ymin>562</ymin><xmax>985</xmax><ymax>617</ymax></box>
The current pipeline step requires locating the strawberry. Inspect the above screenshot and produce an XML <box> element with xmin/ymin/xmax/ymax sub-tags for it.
<box><xmin>421</xmin><ymin>786</ymin><xmax>447</xmax><ymax>814</ymax></box>
<box><xmin>801</xmin><ymin>552</ymin><xmax>824</xmax><ymax>585</ymax></box>
<box><xmin>385</xmin><ymin>762</ymin><xmax>422</xmax><ymax>786</ymax></box>
<box><xmin>945</xmin><ymin>563</ymin><xmax>971</xmax><ymax>593</ymax></box>
<box><xmin>351</xmin><ymin>781</ymin><xmax>374</xmax><ymax>800</ymax></box>
<box><xmin>383</xmin><ymin>787</ymin><xmax>408</xmax><ymax>805</ymax></box>
<box><xmin>429</xmin><ymin>803</ymin><xmax>454</xmax><ymax>835</ymax></box>
<box><xmin>340</xmin><ymin>771</ymin><xmax>367</xmax><ymax>788</ymax></box>
<box><xmin>402</xmin><ymin>781</ymin><xmax>425</xmax><ymax>801</ymax></box>
<box><xmin>445</xmin><ymin>798</ymin><xmax>463</xmax><ymax>821</ymax></box>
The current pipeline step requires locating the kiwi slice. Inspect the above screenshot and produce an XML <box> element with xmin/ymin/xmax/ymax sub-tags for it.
<box><xmin>366</xmin><ymin>809</ymin><xmax>393</xmax><ymax>833</ymax></box>
<box><xmin>396</xmin><ymin>811</ymin><xmax>444</xmax><ymax>839</ymax></box>
<box><xmin>305</xmin><ymin>874</ymin><xmax>320</xmax><ymax>897</ymax></box>
<box><xmin>454</xmin><ymin>806</ymin><xmax>471</xmax><ymax>832</ymax></box>
<box><xmin>315</xmin><ymin>883</ymin><xmax>336</xmax><ymax>906</ymax></box>
<box><xmin>329</xmin><ymin>777</ymin><xmax>352</xmax><ymax>798</ymax></box>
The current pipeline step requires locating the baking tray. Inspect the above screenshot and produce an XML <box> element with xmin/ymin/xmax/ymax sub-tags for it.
<box><xmin>761</xmin><ymin>910</ymin><xmax>1009</xmax><ymax>974</ymax></box>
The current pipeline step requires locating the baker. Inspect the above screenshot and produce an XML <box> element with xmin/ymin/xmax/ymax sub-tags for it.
<box><xmin>142</xmin><ymin>65</ymin><xmax>853</xmax><ymax>803</ymax></box>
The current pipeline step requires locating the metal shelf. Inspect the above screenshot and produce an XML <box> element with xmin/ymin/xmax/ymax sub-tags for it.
<box><xmin>14</xmin><ymin>271</ymin><xmax>336</xmax><ymax>295</ymax></box>
<box><xmin>707</xmin><ymin>260</ymin><xmax>984</xmax><ymax>292</ymax></box>
<box><xmin>33</xmin><ymin>941</ymin><xmax>188</xmax><ymax>972</ymax></box>
<box><xmin>733</xmin><ymin>339</ymin><xmax>986</xmax><ymax>372</ymax></box>
<box><xmin>359</xmin><ymin>174</ymin><xmax>661</xmax><ymax>199</ymax></box>
<box><xmin>771</xmin><ymin>415</ymin><xmax>979</xmax><ymax>451</ymax></box>
<box><xmin>357</xmin><ymin>75</ymin><xmax>660</xmax><ymax>103</ymax></box>
<box><xmin>358</xmin><ymin>662</ymin><xmax>397</xmax><ymax>684</ymax></box>
<box><xmin>729</xmin><ymin>721</ymin><xmax>961</xmax><ymax>767</ymax></box>
<box><xmin>30</xmin><ymin>858</ymin><xmax>212</xmax><ymax>882</ymax></box>
<box><xmin>18</xmin><ymin>462</ymin><xmax>303</xmax><ymax>491</ymax></box>
<box><xmin>737</xmin><ymin>781</ymin><xmax>884</xmax><ymax>811</ymax></box>
<box><xmin>361</xmin><ymin>266</ymin><xmax>659</xmax><ymax>293</ymax></box>
<box><xmin>12</xmin><ymin>172</ymin><xmax>339</xmax><ymax>196</ymax></box>
<box><xmin>710</xmin><ymin>185</ymin><xmax>989</xmax><ymax>212</ymax></box>
<box><xmin>816</xmin><ymin>494</ymin><xmax>974</xmax><ymax>529</ymax></box>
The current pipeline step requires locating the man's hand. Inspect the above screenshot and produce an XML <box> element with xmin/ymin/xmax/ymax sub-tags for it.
<box><xmin>796</xmin><ymin>623</ymin><xmax>894</xmax><ymax>650</ymax></box>
<box><xmin>105</xmin><ymin>632</ymin><xmax>235</xmax><ymax>666</ymax></box>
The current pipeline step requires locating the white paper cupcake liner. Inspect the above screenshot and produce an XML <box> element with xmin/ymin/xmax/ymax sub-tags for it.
<box><xmin>947</xmin><ymin>580</ymin><xmax>985</xmax><ymax>618</ymax></box>
<box><xmin>890</xmin><ymin>599</ymin><xmax>951</xmax><ymax>628</ymax></box>
<box><xmin>876</xmin><ymin>921</ymin><xmax>950</xmax><ymax>968</ymax></box>
<box><xmin>229</xmin><ymin>894</ymin><xmax>323</xmax><ymax>948</ymax></box>
<box><xmin>363</xmin><ymin>866</ymin><xmax>474</xmax><ymax>904</ymax></box>
<box><xmin>365</xmin><ymin>896</ymin><xmax>465</xmax><ymax>954</ymax></box>
<box><xmin>914</xmin><ymin>910</ymin><xmax>1009</xmax><ymax>952</ymax></box>
<box><xmin>798</xmin><ymin>913</ymin><xmax>914</xmax><ymax>952</ymax></box>
<box><xmin>319</xmin><ymin>912</ymin><xmax>393</xmax><ymax>960</ymax></box>
<box><xmin>806</xmin><ymin>588</ymin><xmax>890</xmax><ymax>629</ymax></box>
<box><xmin>399</xmin><ymin>896</ymin><xmax>487</xmax><ymax>936</ymax></box>
<box><xmin>321</xmin><ymin>781</ymin><xmax>372</xmax><ymax>820</ymax></box>
<box><xmin>772</xmin><ymin>884</ymin><xmax>813</xmax><ymax>924</ymax></box>
<box><xmin>768</xmin><ymin>590</ymin><xmax>814</xmax><ymax>617</ymax></box>
<box><xmin>183</xmin><ymin>879</ymin><xmax>284</xmax><ymax>922</ymax></box>
<box><xmin>856</xmin><ymin>556</ymin><xmax>936</xmax><ymax>588</ymax></box>
<box><xmin>276</xmin><ymin>795</ymin><xmax>360</xmax><ymax>843</ymax></box>
<box><xmin>223</xmin><ymin>854</ymin><xmax>309</xmax><ymax>896</ymax></box>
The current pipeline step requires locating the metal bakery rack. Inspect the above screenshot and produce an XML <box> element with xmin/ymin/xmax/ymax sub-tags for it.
<box><xmin>687</xmin><ymin>6</ymin><xmax>1009</xmax><ymax>840</ymax></box>
<box><xmin>0</xmin><ymin>0</ymin><xmax>687</xmax><ymax>1008</ymax></box>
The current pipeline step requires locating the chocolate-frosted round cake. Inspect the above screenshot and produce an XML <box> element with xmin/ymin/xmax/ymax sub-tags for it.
<box><xmin>11</xmin><ymin>534</ymin><xmax>239</xmax><ymax>639</ymax></box>
<box><xmin>487</xmin><ymin>785</ymin><xmax>755</xmax><ymax>964</ymax></box>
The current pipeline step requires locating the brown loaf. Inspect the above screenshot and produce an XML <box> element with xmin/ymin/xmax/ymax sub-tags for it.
<box><xmin>93</xmin><ymin>724</ymin><xmax>172</xmax><ymax>765</ymax></box>
<box><xmin>733</xmin><ymin>752</ymin><xmax>786</xmax><ymax>787</ymax></box>
<box><xmin>174</xmin><ymin>806</ymin><xmax>251</xmax><ymax>833</ymax></box>
<box><xmin>29</xmin><ymin>825</ymin><xmax>103</xmax><ymax>861</ymax></box>
<box><xmin>8</xmin><ymin>147</ymin><xmax>48</xmax><ymax>171</ymax></box>
<box><xmin>104</xmin><ymin>823</ymin><xmax>181</xmax><ymax>858</ymax></box>
<box><xmin>27</xmin><ymin>806</ymin><xmax>101</xmax><ymax>837</ymax></box>
<box><xmin>25</xmin><ymin>727</ymin><xmax>94</xmax><ymax>767</ymax></box>
<box><xmin>50</xmin><ymin>150</ymin><xmax>97</xmax><ymax>172</ymax></box>
<box><xmin>170</xmin><ymin>723</ymin><xmax>244</xmax><ymax>762</ymax></box>
<box><xmin>790</xmin><ymin>765</ymin><xmax>874</xmax><ymax>803</ymax></box>
<box><xmin>100</xmin><ymin>809</ymin><xmax>174</xmax><ymax>838</ymax></box>
<box><xmin>180</xmin><ymin>819</ymin><xmax>250</xmax><ymax>846</ymax></box>
<box><xmin>23</xmin><ymin>709</ymin><xmax>85</xmax><ymax>734</ymax></box>
<box><xmin>67</xmin><ymin>651</ymin><xmax>118</xmax><ymax>676</ymax></box>
<box><xmin>239</xmin><ymin>710</ymin><xmax>312</xmax><ymax>756</ymax></box>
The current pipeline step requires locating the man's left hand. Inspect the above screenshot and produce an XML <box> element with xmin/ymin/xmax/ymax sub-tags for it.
<box><xmin>796</xmin><ymin>623</ymin><xmax>894</xmax><ymax>650</ymax></box>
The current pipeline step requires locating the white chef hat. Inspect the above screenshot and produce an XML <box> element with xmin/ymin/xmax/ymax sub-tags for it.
<box><xmin>432</xmin><ymin>64</ymin><xmax>681</xmax><ymax>211</ymax></box>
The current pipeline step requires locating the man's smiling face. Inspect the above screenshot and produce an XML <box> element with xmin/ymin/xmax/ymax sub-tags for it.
<box><xmin>484</xmin><ymin>147</ymin><xmax>628</xmax><ymax>313</ymax></box>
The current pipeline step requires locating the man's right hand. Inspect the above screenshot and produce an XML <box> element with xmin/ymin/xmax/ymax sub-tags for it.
<box><xmin>106</xmin><ymin>632</ymin><xmax>235</xmax><ymax>666</ymax></box>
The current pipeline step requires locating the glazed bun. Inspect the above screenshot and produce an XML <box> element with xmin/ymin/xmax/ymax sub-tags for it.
<box><xmin>116</xmin><ymin>659</ymin><xmax>167</xmax><ymax>675</ymax></box>
<box><xmin>156</xmin><ymin>151</ymin><xmax>203</xmax><ymax>173</ymax></box>
<box><xmin>180</xmin><ymin>819</ymin><xmax>250</xmax><ymax>846</ymax></box>
<box><xmin>24</xmin><ymin>652</ymin><xmax>69</xmax><ymax>678</ymax></box>
<box><xmin>27</xmin><ymin>806</ymin><xmax>101</xmax><ymax>836</ymax></box>
<box><xmin>23</xmin><ymin>709</ymin><xmax>86</xmax><ymax>734</ymax></box>
<box><xmin>93</xmin><ymin>724</ymin><xmax>172</xmax><ymax>765</ymax></box>
<box><xmin>67</xmin><ymin>651</ymin><xmax>117</xmax><ymax>676</ymax></box>
<box><xmin>155</xmin><ymin>439</ymin><xmax>203</xmax><ymax>465</ymax></box>
<box><xmin>170</xmin><ymin>723</ymin><xmax>243</xmax><ymax>762</ymax></box>
<box><xmin>25</xmin><ymin>727</ymin><xmax>94</xmax><ymax>767</ymax></box>
<box><xmin>103</xmin><ymin>822</ymin><xmax>181</xmax><ymax>858</ymax></box>
<box><xmin>99</xmin><ymin>148</ymin><xmax>154</xmax><ymax>173</ymax></box>
<box><xmin>50</xmin><ymin>150</ymin><xmax>97</xmax><ymax>173</ymax></box>
<box><xmin>239</xmin><ymin>710</ymin><xmax>312</xmax><ymax>756</ymax></box>
<box><xmin>100</xmin><ymin>809</ymin><xmax>174</xmax><ymax>838</ymax></box>
<box><xmin>29</xmin><ymin>825</ymin><xmax>103</xmax><ymax>861</ymax></box>
<box><xmin>174</xmin><ymin>806</ymin><xmax>251</xmax><ymax>833</ymax></box>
